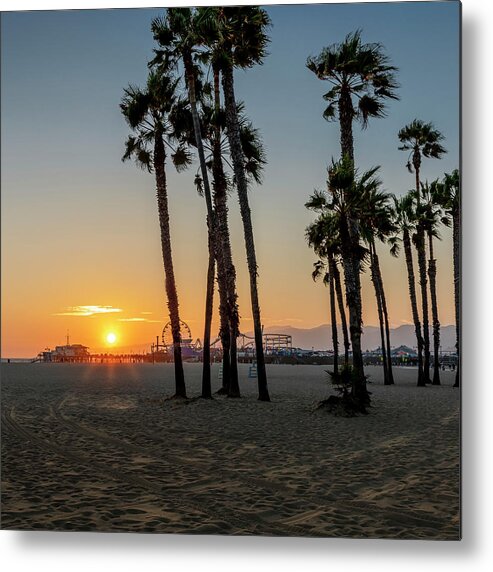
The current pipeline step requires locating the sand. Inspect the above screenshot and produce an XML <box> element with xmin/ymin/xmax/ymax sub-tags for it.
<box><xmin>1</xmin><ymin>363</ymin><xmax>460</xmax><ymax>539</ymax></box>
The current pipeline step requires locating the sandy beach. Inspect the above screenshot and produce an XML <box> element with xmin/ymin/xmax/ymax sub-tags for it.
<box><xmin>1</xmin><ymin>363</ymin><xmax>459</xmax><ymax>538</ymax></box>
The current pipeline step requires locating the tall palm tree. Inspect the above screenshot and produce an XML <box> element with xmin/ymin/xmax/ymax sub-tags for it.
<box><xmin>437</xmin><ymin>169</ymin><xmax>460</xmax><ymax>387</ymax></box>
<box><xmin>306</xmin><ymin>30</ymin><xmax>399</xmax><ymax>393</ymax></box>
<box><xmin>307</xmin><ymin>159</ymin><xmax>370</xmax><ymax>402</ymax></box>
<box><xmin>210</xmin><ymin>63</ymin><xmax>236</xmax><ymax>396</ymax></box>
<box><xmin>151</xmin><ymin>9</ymin><xmax>220</xmax><ymax>398</ymax></box>
<box><xmin>306</xmin><ymin>213</ymin><xmax>342</xmax><ymax>375</ymax></box>
<box><xmin>390</xmin><ymin>193</ymin><xmax>425</xmax><ymax>386</ymax></box>
<box><xmin>120</xmin><ymin>70</ymin><xmax>190</xmax><ymax>398</ymax></box>
<box><xmin>398</xmin><ymin>119</ymin><xmax>446</xmax><ymax>383</ymax></box>
<box><xmin>305</xmin><ymin>209</ymin><xmax>350</xmax><ymax>369</ymax></box>
<box><xmin>195</xmin><ymin>91</ymin><xmax>267</xmax><ymax>397</ymax></box>
<box><xmin>189</xmin><ymin>74</ymin><xmax>240</xmax><ymax>399</ymax></box>
<box><xmin>357</xmin><ymin>171</ymin><xmax>396</xmax><ymax>385</ymax></box>
<box><xmin>153</xmin><ymin>8</ymin><xmax>266</xmax><ymax>399</ymax></box>
<box><xmin>421</xmin><ymin>180</ymin><xmax>448</xmax><ymax>385</ymax></box>
<box><xmin>201</xmin><ymin>5</ymin><xmax>272</xmax><ymax>401</ymax></box>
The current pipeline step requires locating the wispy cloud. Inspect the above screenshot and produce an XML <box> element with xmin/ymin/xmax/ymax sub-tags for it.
<box><xmin>140</xmin><ymin>312</ymin><xmax>153</xmax><ymax>315</ymax></box>
<box><xmin>118</xmin><ymin>317</ymin><xmax>161</xmax><ymax>323</ymax></box>
<box><xmin>54</xmin><ymin>305</ymin><xmax>123</xmax><ymax>317</ymax></box>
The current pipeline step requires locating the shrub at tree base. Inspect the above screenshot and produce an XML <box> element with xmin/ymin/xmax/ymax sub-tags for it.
<box><xmin>316</xmin><ymin>366</ymin><xmax>369</xmax><ymax>417</ymax></box>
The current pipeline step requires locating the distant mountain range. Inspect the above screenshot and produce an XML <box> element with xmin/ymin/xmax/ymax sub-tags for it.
<box><xmin>247</xmin><ymin>324</ymin><xmax>457</xmax><ymax>352</ymax></box>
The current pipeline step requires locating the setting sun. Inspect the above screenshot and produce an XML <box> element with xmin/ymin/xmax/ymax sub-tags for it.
<box><xmin>106</xmin><ymin>332</ymin><xmax>117</xmax><ymax>344</ymax></box>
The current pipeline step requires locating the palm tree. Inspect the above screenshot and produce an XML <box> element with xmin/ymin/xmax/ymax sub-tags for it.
<box><xmin>189</xmin><ymin>72</ymin><xmax>241</xmax><ymax>399</ymax></box>
<box><xmin>306</xmin><ymin>30</ymin><xmax>399</xmax><ymax>163</ymax></box>
<box><xmin>357</xmin><ymin>170</ymin><xmax>396</xmax><ymax>385</ymax></box>
<box><xmin>398</xmin><ymin>119</ymin><xmax>446</xmax><ymax>383</ymax></box>
<box><xmin>152</xmin><ymin>7</ymin><xmax>266</xmax><ymax>399</ymax></box>
<box><xmin>390</xmin><ymin>193</ymin><xmax>425</xmax><ymax>386</ymax></box>
<box><xmin>421</xmin><ymin>180</ymin><xmax>448</xmax><ymax>385</ymax></box>
<box><xmin>306</xmin><ymin>30</ymin><xmax>399</xmax><ymax>392</ymax></box>
<box><xmin>306</xmin><ymin>213</ymin><xmax>342</xmax><ymax>375</ymax></box>
<box><xmin>150</xmin><ymin>9</ymin><xmax>221</xmax><ymax>398</ymax></box>
<box><xmin>305</xmin><ymin>208</ymin><xmax>350</xmax><ymax>369</ymax></box>
<box><xmin>201</xmin><ymin>6</ymin><xmax>272</xmax><ymax>401</ymax></box>
<box><xmin>307</xmin><ymin>159</ymin><xmax>370</xmax><ymax>402</ymax></box>
<box><xmin>120</xmin><ymin>70</ymin><xmax>191</xmax><ymax>398</ymax></box>
<box><xmin>436</xmin><ymin>169</ymin><xmax>460</xmax><ymax>387</ymax></box>
<box><xmin>209</xmin><ymin>64</ymin><xmax>237</xmax><ymax>397</ymax></box>
<box><xmin>195</xmin><ymin>91</ymin><xmax>267</xmax><ymax>398</ymax></box>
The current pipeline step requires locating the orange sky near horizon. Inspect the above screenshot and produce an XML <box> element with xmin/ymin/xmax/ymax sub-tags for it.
<box><xmin>1</xmin><ymin>169</ymin><xmax>455</xmax><ymax>358</ymax></box>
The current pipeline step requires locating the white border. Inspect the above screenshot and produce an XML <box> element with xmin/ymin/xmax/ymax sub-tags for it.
<box><xmin>2</xmin><ymin>1</ymin><xmax>492</xmax><ymax>571</ymax></box>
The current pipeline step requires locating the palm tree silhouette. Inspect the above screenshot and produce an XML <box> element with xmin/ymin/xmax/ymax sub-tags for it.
<box><xmin>398</xmin><ymin>119</ymin><xmax>446</xmax><ymax>383</ymax></box>
<box><xmin>197</xmin><ymin>96</ymin><xmax>267</xmax><ymax>398</ymax></box>
<box><xmin>151</xmin><ymin>8</ymin><xmax>221</xmax><ymax>399</ymax></box>
<box><xmin>421</xmin><ymin>180</ymin><xmax>448</xmax><ymax>385</ymax></box>
<box><xmin>307</xmin><ymin>30</ymin><xmax>399</xmax><ymax>395</ymax></box>
<box><xmin>201</xmin><ymin>6</ymin><xmax>272</xmax><ymax>401</ymax></box>
<box><xmin>120</xmin><ymin>70</ymin><xmax>190</xmax><ymax>398</ymax></box>
<box><xmin>390</xmin><ymin>193</ymin><xmax>425</xmax><ymax>386</ymax></box>
<box><xmin>437</xmin><ymin>170</ymin><xmax>460</xmax><ymax>387</ymax></box>
<box><xmin>306</xmin><ymin>212</ymin><xmax>344</xmax><ymax>375</ymax></box>
<box><xmin>357</xmin><ymin>170</ymin><xmax>396</xmax><ymax>385</ymax></box>
<box><xmin>307</xmin><ymin>158</ymin><xmax>372</xmax><ymax>402</ymax></box>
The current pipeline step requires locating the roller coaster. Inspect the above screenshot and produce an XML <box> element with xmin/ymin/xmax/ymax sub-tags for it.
<box><xmin>151</xmin><ymin>320</ymin><xmax>293</xmax><ymax>361</ymax></box>
<box><xmin>238</xmin><ymin>332</ymin><xmax>293</xmax><ymax>356</ymax></box>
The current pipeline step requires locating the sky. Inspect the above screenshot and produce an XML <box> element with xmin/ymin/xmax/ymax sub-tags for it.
<box><xmin>1</xmin><ymin>2</ymin><xmax>460</xmax><ymax>357</ymax></box>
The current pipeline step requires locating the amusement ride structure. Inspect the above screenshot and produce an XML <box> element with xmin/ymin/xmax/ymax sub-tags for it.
<box><xmin>150</xmin><ymin>320</ymin><xmax>293</xmax><ymax>361</ymax></box>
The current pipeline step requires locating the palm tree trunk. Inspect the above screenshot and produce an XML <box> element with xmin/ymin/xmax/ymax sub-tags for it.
<box><xmin>428</xmin><ymin>231</ymin><xmax>441</xmax><ymax>385</ymax></box>
<box><xmin>333</xmin><ymin>261</ymin><xmax>350</xmax><ymax>366</ymax></box>
<box><xmin>414</xmin><ymin>160</ymin><xmax>431</xmax><ymax>383</ymax></box>
<box><xmin>183</xmin><ymin>51</ymin><xmax>214</xmax><ymax>219</ymax></box>
<box><xmin>182</xmin><ymin>50</ymin><xmax>219</xmax><ymax>398</ymax></box>
<box><xmin>337</xmin><ymin>88</ymin><xmax>366</xmax><ymax>399</ymax></box>
<box><xmin>222</xmin><ymin>60</ymin><xmax>270</xmax><ymax>402</ymax></box>
<box><xmin>453</xmin><ymin>209</ymin><xmax>460</xmax><ymax>387</ymax></box>
<box><xmin>328</xmin><ymin>255</ymin><xmax>339</xmax><ymax>375</ymax></box>
<box><xmin>369</xmin><ymin>242</ymin><xmax>389</xmax><ymax>384</ymax></box>
<box><xmin>339</xmin><ymin>86</ymin><xmax>354</xmax><ymax>163</ymax></box>
<box><xmin>403</xmin><ymin>228</ymin><xmax>425</xmax><ymax>386</ymax></box>
<box><xmin>339</xmin><ymin>214</ymin><xmax>367</xmax><ymax>403</ymax></box>
<box><xmin>153</xmin><ymin>129</ymin><xmax>186</xmax><ymax>398</ymax></box>
<box><xmin>201</xmin><ymin>242</ymin><xmax>215</xmax><ymax>398</ymax></box>
<box><xmin>373</xmin><ymin>246</ymin><xmax>394</xmax><ymax>385</ymax></box>
<box><xmin>212</xmin><ymin>64</ymin><xmax>240</xmax><ymax>398</ymax></box>
<box><xmin>217</xmin><ymin>311</ymin><xmax>231</xmax><ymax>394</ymax></box>
<box><xmin>416</xmin><ymin>225</ymin><xmax>431</xmax><ymax>383</ymax></box>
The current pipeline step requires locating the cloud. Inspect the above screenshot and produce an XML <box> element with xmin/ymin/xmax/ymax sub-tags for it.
<box><xmin>140</xmin><ymin>312</ymin><xmax>153</xmax><ymax>315</ymax></box>
<box><xmin>117</xmin><ymin>317</ymin><xmax>161</xmax><ymax>323</ymax></box>
<box><xmin>54</xmin><ymin>305</ymin><xmax>123</xmax><ymax>317</ymax></box>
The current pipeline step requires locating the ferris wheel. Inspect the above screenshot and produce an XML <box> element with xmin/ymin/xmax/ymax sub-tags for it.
<box><xmin>162</xmin><ymin>320</ymin><xmax>192</xmax><ymax>348</ymax></box>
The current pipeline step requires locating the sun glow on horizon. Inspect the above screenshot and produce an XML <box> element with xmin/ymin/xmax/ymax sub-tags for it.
<box><xmin>106</xmin><ymin>332</ymin><xmax>117</xmax><ymax>345</ymax></box>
